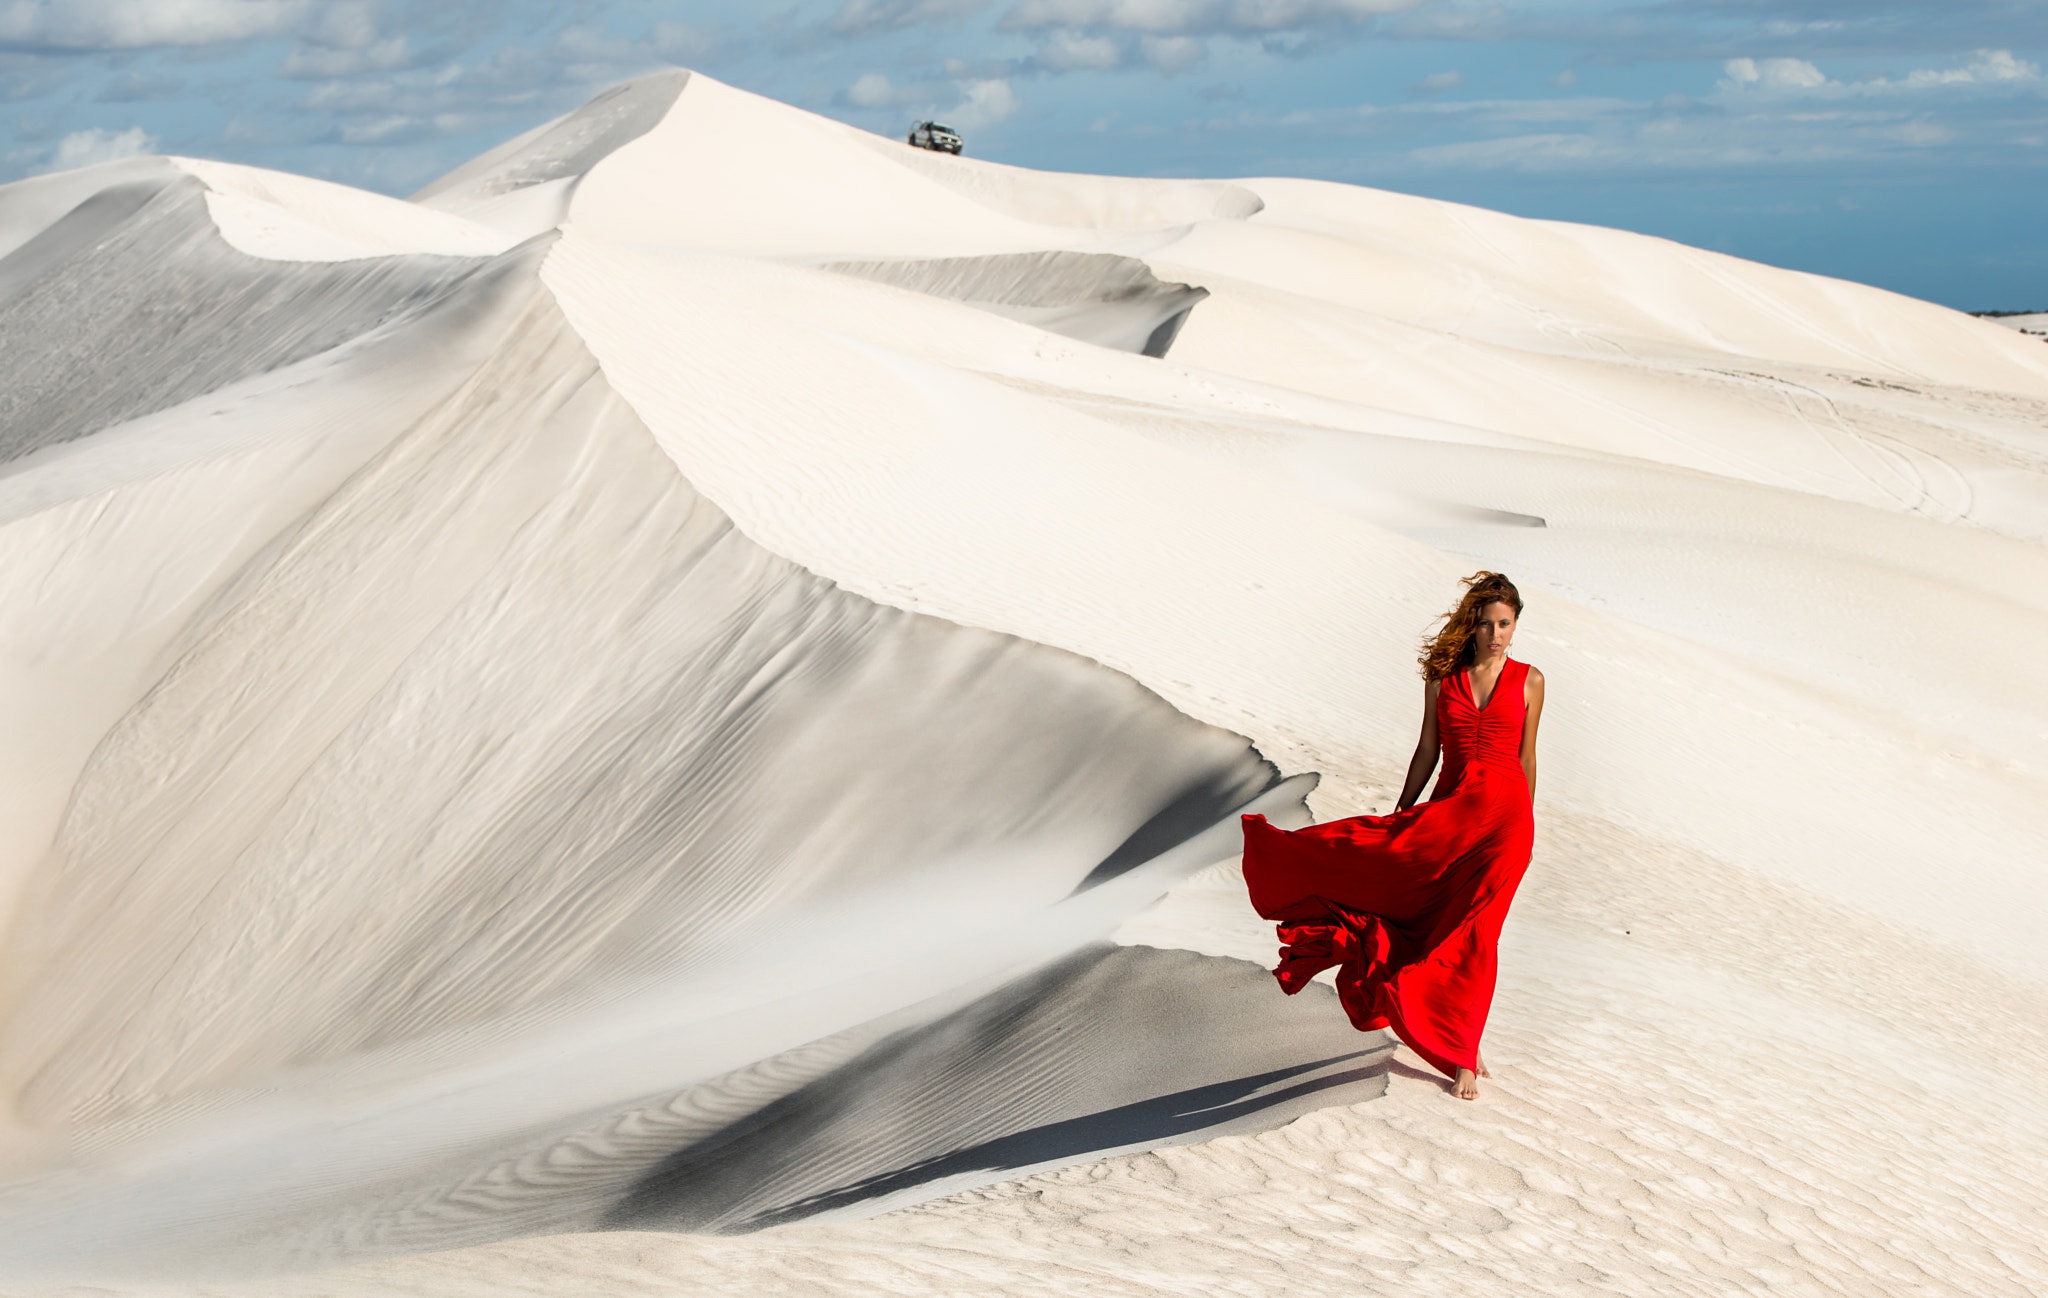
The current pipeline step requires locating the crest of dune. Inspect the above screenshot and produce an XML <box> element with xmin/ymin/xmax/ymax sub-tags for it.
<box><xmin>0</xmin><ymin>69</ymin><xmax>2044</xmax><ymax>1296</ymax></box>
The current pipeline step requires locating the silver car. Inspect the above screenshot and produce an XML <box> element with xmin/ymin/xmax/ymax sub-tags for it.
<box><xmin>907</xmin><ymin>120</ymin><xmax>963</xmax><ymax>155</ymax></box>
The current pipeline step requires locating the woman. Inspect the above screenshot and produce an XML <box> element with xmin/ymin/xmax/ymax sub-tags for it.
<box><xmin>1241</xmin><ymin>572</ymin><xmax>1543</xmax><ymax>1101</ymax></box>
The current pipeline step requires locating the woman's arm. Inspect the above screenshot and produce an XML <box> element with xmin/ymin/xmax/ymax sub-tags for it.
<box><xmin>1396</xmin><ymin>681</ymin><xmax>1442</xmax><ymax>810</ymax></box>
<box><xmin>1520</xmin><ymin>666</ymin><xmax>1546</xmax><ymax>798</ymax></box>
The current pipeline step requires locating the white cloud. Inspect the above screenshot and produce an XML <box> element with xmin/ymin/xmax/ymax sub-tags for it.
<box><xmin>1230</xmin><ymin>50</ymin><xmax>2040</xmax><ymax>180</ymax></box>
<box><xmin>1720</xmin><ymin>57</ymin><xmax>1828</xmax><ymax>92</ymax></box>
<box><xmin>1382</xmin><ymin>82</ymin><xmax>2012</xmax><ymax>175</ymax></box>
<box><xmin>1760</xmin><ymin>18</ymin><xmax>1843</xmax><ymax>38</ymax></box>
<box><xmin>948</xmin><ymin>77</ymin><xmax>1019</xmax><ymax>129</ymax></box>
<box><xmin>1403</xmin><ymin>125</ymin><xmax>1863</xmax><ymax>173</ymax></box>
<box><xmin>307</xmin><ymin>1</ymin><xmax>375</xmax><ymax>49</ymax></box>
<box><xmin>44</xmin><ymin>124</ymin><xmax>155</xmax><ymax>171</ymax></box>
<box><xmin>1002</xmin><ymin>0</ymin><xmax>1420</xmax><ymax>36</ymax></box>
<box><xmin>338</xmin><ymin>114</ymin><xmax>415</xmax><ymax>144</ymax></box>
<box><xmin>1140</xmin><ymin>34</ymin><xmax>1203</xmax><ymax>73</ymax></box>
<box><xmin>845</xmin><ymin>71</ymin><xmax>903</xmax><ymax>107</ymax></box>
<box><xmin>1887</xmin><ymin>120</ymin><xmax>1955</xmax><ymax>146</ymax></box>
<box><xmin>303</xmin><ymin>77</ymin><xmax>399</xmax><ymax>112</ymax></box>
<box><xmin>1410</xmin><ymin>68</ymin><xmax>1464</xmax><ymax>95</ymax></box>
<box><xmin>1720</xmin><ymin>49</ymin><xmax>2042</xmax><ymax>98</ymax></box>
<box><xmin>1038</xmin><ymin>28</ymin><xmax>1122</xmax><ymax>69</ymax></box>
<box><xmin>1408</xmin><ymin>132</ymin><xmax>1603</xmax><ymax>170</ymax></box>
<box><xmin>0</xmin><ymin>1</ymin><xmax>307</xmax><ymax>50</ymax></box>
<box><xmin>282</xmin><ymin>35</ymin><xmax>408</xmax><ymax>79</ymax></box>
<box><xmin>526</xmin><ymin>22</ymin><xmax>713</xmax><ymax>87</ymax></box>
<box><xmin>1900</xmin><ymin>48</ymin><xmax>2039</xmax><ymax>88</ymax></box>
<box><xmin>834</xmin><ymin>0</ymin><xmax>988</xmax><ymax>36</ymax></box>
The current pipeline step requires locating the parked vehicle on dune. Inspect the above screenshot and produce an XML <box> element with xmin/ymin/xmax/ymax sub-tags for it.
<box><xmin>908</xmin><ymin>121</ymin><xmax>962</xmax><ymax>154</ymax></box>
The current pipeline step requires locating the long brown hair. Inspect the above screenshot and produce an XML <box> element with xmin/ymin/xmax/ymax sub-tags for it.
<box><xmin>1418</xmin><ymin>571</ymin><xmax>1523</xmax><ymax>681</ymax></box>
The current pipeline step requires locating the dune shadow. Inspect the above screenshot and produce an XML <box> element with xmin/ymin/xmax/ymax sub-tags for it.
<box><xmin>726</xmin><ymin>1051</ymin><xmax>1390</xmax><ymax>1231</ymax></box>
<box><xmin>1069</xmin><ymin>764</ymin><xmax>1286</xmax><ymax>894</ymax></box>
<box><xmin>824</xmin><ymin>251</ymin><xmax>1211</xmax><ymax>358</ymax></box>
<box><xmin>603</xmin><ymin>944</ymin><xmax>1396</xmax><ymax>1234</ymax></box>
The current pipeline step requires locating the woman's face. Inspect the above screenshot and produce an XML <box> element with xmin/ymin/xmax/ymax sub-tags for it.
<box><xmin>1474</xmin><ymin>601</ymin><xmax>1517</xmax><ymax>661</ymax></box>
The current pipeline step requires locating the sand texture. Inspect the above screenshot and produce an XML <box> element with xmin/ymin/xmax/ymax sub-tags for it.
<box><xmin>0</xmin><ymin>69</ymin><xmax>2044</xmax><ymax>1296</ymax></box>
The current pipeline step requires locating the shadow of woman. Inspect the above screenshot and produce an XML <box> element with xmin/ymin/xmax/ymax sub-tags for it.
<box><xmin>1386</xmin><ymin>1056</ymin><xmax>1460</xmax><ymax>1095</ymax></box>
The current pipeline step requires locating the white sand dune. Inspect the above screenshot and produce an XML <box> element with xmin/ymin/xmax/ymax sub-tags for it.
<box><xmin>0</xmin><ymin>69</ymin><xmax>2044</xmax><ymax>1296</ymax></box>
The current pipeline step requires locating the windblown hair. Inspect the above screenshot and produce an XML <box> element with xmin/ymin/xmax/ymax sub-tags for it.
<box><xmin>1418</xmin><ymin>571</ymin><xmax>1523</xmax><ymax>682</ymax></box>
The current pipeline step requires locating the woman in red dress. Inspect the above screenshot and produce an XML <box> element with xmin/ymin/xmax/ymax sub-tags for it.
<box><xmin>1241</xmin><ymin>572</ymin><xmax>1544</xmax><ymax>1101</ymax></box>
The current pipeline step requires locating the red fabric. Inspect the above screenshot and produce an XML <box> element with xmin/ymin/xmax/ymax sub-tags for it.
<box><xmin>1242</xmin><ymin>657</ymin><xmax>1535</xmax><ymax>1078</ymax></box>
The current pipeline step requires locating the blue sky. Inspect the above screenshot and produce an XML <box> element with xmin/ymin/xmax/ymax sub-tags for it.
<box><xmin>4</xmin><ymin>1</ymin><xmax>2045</xmax><ymax>309</ymax></box>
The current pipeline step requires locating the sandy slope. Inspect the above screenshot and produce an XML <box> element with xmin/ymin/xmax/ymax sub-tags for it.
<box><xmin>2</xmin><ymin>69</ymin><xmax>2046</xmax><ymax>1296</ymax></box>
<box><xmin>0</xmin><ymin>83</ymin><xmax>1348</xmax><ymax>1281</ymax></box>
<box><xmin>170</xmin><ymin>793</ymin><xmax>2048</xmax><ymax>1298</ymax></box>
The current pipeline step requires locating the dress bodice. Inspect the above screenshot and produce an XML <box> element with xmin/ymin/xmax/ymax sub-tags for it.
<box><xmin>1435</xmin><ymin>656</ymin><xmax>1528</xmax><ymax>791</ymax></box>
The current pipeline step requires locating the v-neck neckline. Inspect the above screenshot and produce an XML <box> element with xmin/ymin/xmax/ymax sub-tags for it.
<box><xmin>1466</xmin><ymin>658</ymin><xmax>1510</xmax><ymax>712</ymax></box>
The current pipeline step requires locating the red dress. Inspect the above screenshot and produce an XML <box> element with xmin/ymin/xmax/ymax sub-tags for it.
<box><xmin>1241</xmin><ymin>658</ymin><xmax>1534</xmax><ymax>1078</ymax></box>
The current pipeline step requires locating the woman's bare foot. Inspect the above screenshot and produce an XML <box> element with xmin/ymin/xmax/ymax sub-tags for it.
<box><xmin>1452</xmin><ymin>1067</ymin><xmax>1481</xmax><ymax>1100</ymax></box>
<box><xmin>1476</xmin><ymin>1052</ymin><xmax>1490</xmax><ymax>1079</ymax></box>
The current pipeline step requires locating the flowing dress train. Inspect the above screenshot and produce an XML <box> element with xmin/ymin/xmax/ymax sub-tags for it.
<box><xmin>1240</xmin><ymin>657</ymin><xmax>1535</xmax><ymax>1078</ymax></box>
